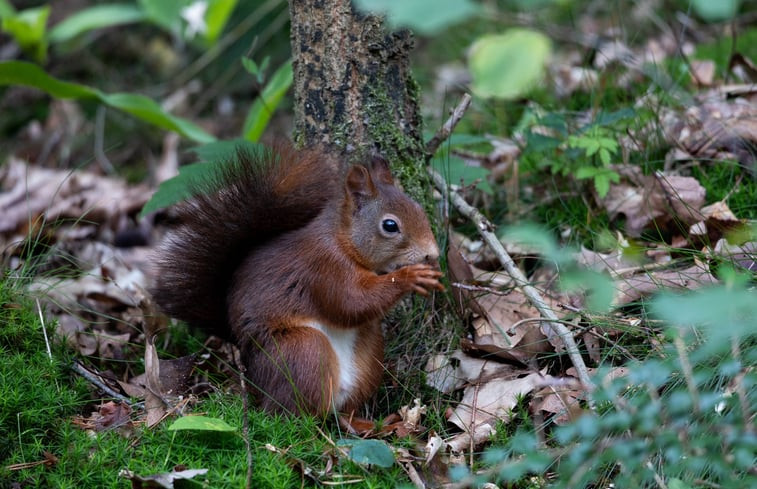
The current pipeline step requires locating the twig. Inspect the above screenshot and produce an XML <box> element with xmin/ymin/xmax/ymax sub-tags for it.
<box><xmin>425</xmin><ymin>93</ymin><xmax>472</xmax><ymax>157</ymax></box>
<box><xmin>426</xmin><ymin>94</ymin><xmax>596</xmax><ymax>396</ymax></box>
<box><xmin>35</xmin><ymin>299</ymin><xmax>53</xmax><ymax>361</ymax></box>
<box><xmin>674</xmin><ymin>336</ymin><xmax>699</xmax><ymax>414</ymax></box>
<box><xmin>401</xmin><ymin>460</ymin><xmax>425</xmax><ymax>489</ymax></box>
<box><xmin>451</xmin><ymin>282</ymin><xmax>510</xmax><ymax>296</ymax></box>
<box><xmin>430</xmin><ymin>165</ymin><xmax>595</xmax><ymax>393</ymax></box>
<box><xmin>730</xmin><ymin>337</ymin><xmax>754</xmax><ymax>430</ymax></box>
<box><xmin>71</xmin><ymin>361</ymin><xmax>137</xmax><ymax>406</ymax></box>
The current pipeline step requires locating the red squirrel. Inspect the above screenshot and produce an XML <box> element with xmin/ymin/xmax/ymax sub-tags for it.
<box><xmin>152</xmin><ymin>145</ymin><xmax>443</xmax><ymax>415</ymax></box>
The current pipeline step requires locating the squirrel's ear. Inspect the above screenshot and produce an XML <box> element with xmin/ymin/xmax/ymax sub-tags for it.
<box><xmin>368</xmin><ymin>155</ymin><xmax>394</xmax><ymax>185</ymax></box>
<box><xmin>345</xmin><ymin>165</ymin><xmax>377</xmax><ymax>205</ymax></box>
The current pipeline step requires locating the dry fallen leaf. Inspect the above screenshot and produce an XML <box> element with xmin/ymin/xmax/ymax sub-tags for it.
<box><xmin>380</xmin><ymin>399</ymin><xmax>428</xmax><ymax>438</ymax></box>
<box><xmin>426</xmin><ymin>349</ymin><xmax>517</xmax><ymax>396</ymax></box>
<box><xmin>446</xmin><ymin>422</ymin><xmax>497</xmax><ymax>453</ymax></box>
<box><xmin>689</xmin><ymin>200</ymin><xmax>744</xmax><ymax>245</ymax></box>
<box><xmin>448</xmin><ymin>372</ymin><xmax>551</xmax><ymax>432</ymax></box>
<box><xmin>601</xmin><ymin>167</ymin><xmax>706</xmax><ymax>237</ymax></box>
<box><xmin>711</xmin><ymin>239</ymin><xmax>757</xmax><ymax>272</ymax></box>
<box><xmin>95</xmin><ymin>331</ymin><xmax>130</xmax><ymax>361</ymax></box>
<box><xmin>613</xmin><ymin>260</ymin><xmax>718</xmax><ymax>306</ymax></box>
<box><xmin>446</xmin><ymin>241</ymin><xmax>487</xmax><ymax>319</ymax></box>
<box><xmin>119</xmin><ymin>468</ymin><xmax>208</xmax><ymax>488</ymax></box>
<box><xmin>72</xmin><ymin>401</ymin><xmax>133</xmax><ymax>435</ymax></box>
<box><xmin>471</xmin><ymin>289</ymin><xmax>551</xmax><ymax>359</ymax></box>
<box><xmin>460</xmin><ymin>338</ymin><xmax>532</xmax><ymax>367</ymax></box>
<box><xmin>531</xmin><ymin>386</ymin><xmax>583</xmax><ymax>425</ymax></box>
<box><xmin>575</xmin><ymin>244</ymin><xmax>643</xmax><ymax>276</ymax></box>
<box><xmin>0</xmin><ymin>157</ymin><xmax>149</xmax><ymax>245</ymax></box>
<box><xmin>447</xmin><ymin>240</ymin><xmax>557</xmax><ymax>364</ymax></box>
<box><xmin>425</xmin><ymin>352</ymin><xmax>465</xmax><ymax>394</ymax></box>
<box><xmin>661</xmin><ymin>92</ymin><xmax>757</xmax><ymax>174</ymax></box>
<box><xmin>583</xmin><ymin>331</ymin><xmax>601</xmax><ymax>365</ymax></box>
<box><xmin>125</xmin><ymin>355</ymin><xmax>199</xmax><ymax>400</ymax></box>
<box><xmin>690</xmin><ymin>60</ymin><xmax>716</xmax><ymax>86</ymax></box>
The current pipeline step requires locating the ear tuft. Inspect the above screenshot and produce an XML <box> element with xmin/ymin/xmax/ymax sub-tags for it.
<box><xmin>369</xmin><ymin>155</ymin><xmax>394</xmax><ymax>185</ymax></box>
<box><xmin>345</xmin><ymin>164</ymin><xmax>376</xmax><ymax>203</ymax></box>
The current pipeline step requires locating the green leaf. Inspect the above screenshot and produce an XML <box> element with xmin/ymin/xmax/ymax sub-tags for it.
<box><xmin>575</xmin><ymin>167</ymin><xmax>618</xmax><ymax>197</ymax></box>
<box><xmin>1</xmin><ymin>6</ymin><xmax>50</xmax><ymax>63</ymax></box>
<box><xmin>651</xmin><ymin>287</ymin><xmax>757</xmax><ymax>340</ymax></box>
<box><xmin>241</xmin><ymin>57</ymin><xmax>258</xmax><ymax>74</ymax></box>
<box><xmin>449</xmin><ymin>464</ymin><xmax>470</xmax><ymax>482</ymax></box>
<box><xmin>0</xmin><ymin>60</ymin><xmax>97</xmax><ymax>98</ymax></box>
<box><xmin>141</xmin><ymin>140</ymin><xmax>262</xmax><ymax>216</ymax></box>
<box><xmin>501</xmin><ymin>223</ymin><xmax>566</xmax><ymax>264</ymax></box>
<box><xmin>526</xmin><ymin>131</ymin><xmax>561</xmax><ymax>152</ymax></box>
<box><xmin>574</xmin><ymin>166</ymin><xmax>599</xmax><ymax>179</ymax></box>
<box><xmin>168</xmin><ymin>415</ymin><xmax>235</xmax><ymax>432</ymax></box>
<box><xmin>598</xmin><ymin>147</ymin><xmax>611</xmax><ymax>165</ymax></box>
<box><xmin>354</xmin><ymin>0</ymin><xmax>478</xmax><ymax>35</ymax></box>
<box><xmin>668</xmin><ymin>478</ymin><xmax>695</xmax><ymax>489</ymax></box>
<box><xmin>203</xmin><ymin>0</ymin><xmax>237</xmax><ymax>44</ymax></box>
<box><xmin>49</xmin><ymin>4</ymin><xmax>146</xmax><ymax>43</ymax></box>
<box><xmin>242</xmin><ymin>56</ymin><xmax>270</xmax><ymax>84</ymax></box>
<box><xmin>0</xmin><ymin>0</ymin><xmax>16</xmax><ymax>18</ymax></box>
<box><xmin>432</xmin><ymin>155</ymin><xmax>492</xmax><ymax>194</ymax></box>
<box><xmin>691</xmin><ymin>0</ymin><xmax>741</xmax><ymax>22</ymax></box>
<box><xmin>102</xmin><ymin>92</ymin><xmax>215</xmax><ymax>143</ymax></box>
<box><xmin>140</xmin><ymin>162</ymin><xmax>214</xmax><ymax>216</ymax></box>
<box><xmin>592</xmin><ymin>107</ymin><xmax>636</xmax><ymax>127</ymax></box>
<box><xmin>469</xmin><ymin>29</ymin><xmax>551</xmax><ymax>99</ymax></box>
<box><xmin>598</xmin><ymin>137</ymin><xmax>618</xmax><ymax>151</ymax></box>
<box><xmin>242</xmin><ymin>59</ymin><xmax>293</xmax><ymax>142</ymax></box>
<box><xmin>594</xmin><ymin>173</ymin><xmax>610</xmax><ymax>197</ymax></box>
<box><xmin>422</xmin><ymin>131</ymin><xmax>490</xmax><ymax>149</ymax></box>
<box><xmin>190</xmin><ymin>138</ymin><xmax>261</xmax><ymax>163</ymax></box>
<box><xmin>0</xmin><ymin>61</ymin><xmax>215</xmax><ymax>144</ymax></box>
<box><xmin>138</xmin><ymin>0</ymin><xmax>184</xmax><ymax>33</ymax></box>
<box><xmin>585</xmin><ymin>141</ymin><xmax>600</xmax><ymax>157</ymax></box>
<box><xmin>338</xmin><ymin>439</ymin><xmax>394</xmax><ymax>468</ymax></box>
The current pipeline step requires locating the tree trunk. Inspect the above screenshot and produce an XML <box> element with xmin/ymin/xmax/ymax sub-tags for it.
<box><xmin>288</xmin><ymin>0</ymin><xmax>425</xmax><ymax>193</ymax></box>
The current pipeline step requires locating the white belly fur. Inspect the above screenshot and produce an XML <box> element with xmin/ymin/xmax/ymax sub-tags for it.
<box><xmin>303</xmin><ymin>321</ymin><xmax>358</xmax><ymax>409</ymax></box>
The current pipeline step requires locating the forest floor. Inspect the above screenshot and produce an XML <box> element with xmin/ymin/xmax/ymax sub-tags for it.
<box><xmin>1</xmin><ymin>1</ymin><xmax>756</xmax><ymax>488</ymax></box>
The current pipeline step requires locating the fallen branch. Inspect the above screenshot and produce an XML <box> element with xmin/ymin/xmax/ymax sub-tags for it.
<box><xmin>426</xmin><ymin>94</ymin><xmax>595</xmax><ymax>395</ymax></box>
<box><xmin>425</xmin><ymin>93</ymin><xmax>472</xmax><ymax>156</ymax></box>
<box><xmin>71</xmin><ymin>361</ymin><xmax>139</xmax><ymax>406</ymax></box>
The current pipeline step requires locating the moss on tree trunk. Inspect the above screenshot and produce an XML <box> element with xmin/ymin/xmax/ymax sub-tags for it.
<box><xmin>288</xmin><ymin>0</ymin><xmax>427</xmax><ymax>198</ymax></box>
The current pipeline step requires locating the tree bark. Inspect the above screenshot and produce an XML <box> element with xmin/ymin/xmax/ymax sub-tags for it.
<box><xmin>288</xmin><ymin>0</ymin><xmax>425</xmax><ymax>190</ymax></box>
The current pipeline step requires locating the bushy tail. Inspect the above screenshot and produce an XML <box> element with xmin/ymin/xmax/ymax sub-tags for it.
<box><xmin>151</xmin><ymin>145</ymin><xmax>339</xmax><ymax>337</ymax></box>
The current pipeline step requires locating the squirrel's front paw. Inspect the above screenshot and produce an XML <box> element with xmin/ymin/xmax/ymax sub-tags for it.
<box><xmin>393</xmin><ymin>263</ymin><xmax>444</xmax><ymax>296</ymax></box>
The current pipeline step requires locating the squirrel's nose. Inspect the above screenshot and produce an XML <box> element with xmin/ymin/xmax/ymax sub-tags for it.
<box><xmin>424</xmin><ymin>243</ymin><xmax>440</xmax><ymax>267</ymax></box>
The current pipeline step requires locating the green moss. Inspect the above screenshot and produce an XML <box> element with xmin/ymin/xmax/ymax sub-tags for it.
<box><xmin>360</xmin><ymin>78</ymin><xmax>431</xmax><ymax>205</ymax></box>
<box><xmin>0</xmin><ymin>278</ymin><xmax>87</xmax><ymax>469</ymax></box>
<box><xmin>5</xmin><ymin>393</ymin><xmax>409</xmax><ymax>487</ymax></box>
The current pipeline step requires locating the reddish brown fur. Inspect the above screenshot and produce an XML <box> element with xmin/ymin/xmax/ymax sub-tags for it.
<box><xmin>153</xmin><ymin>146</ymin><xmax>443</xmax><ymax>416</ymax></box>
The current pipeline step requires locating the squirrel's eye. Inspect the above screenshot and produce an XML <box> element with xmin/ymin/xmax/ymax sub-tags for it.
<box><xmin>382</xmin><ymin>219</ymin><xmax>399</xmax><ymax>233</ymax></box>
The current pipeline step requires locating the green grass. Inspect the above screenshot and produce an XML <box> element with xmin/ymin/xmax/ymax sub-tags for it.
<box><xmin>8</xmin><ymin>394</ymin><xmax>405</xmax><ymax>487</ymax></box>
<box><xmin>692</xmin><ymin>159</ymin><xmax>757</xmax><ymax>219</ymax></box>
<box><xmin>691</xmin><ymin>27</ymin><xmax>757</xmax><ymax>79</ymax></box>
<box><xmin>0</xmin><ymin>278</ymin><xmax>419</xmax><ymax>487</ymax></box>
<box><xmin>0</xmin><ymin>278</ymin><xmax>87</xmax><ymax>466</ymax></box>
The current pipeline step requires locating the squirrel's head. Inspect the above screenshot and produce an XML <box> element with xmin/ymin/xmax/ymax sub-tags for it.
<box><xmin>342</xmin><ymin>156</ymin><xmax>440</xmax><ymax>274</ymax></box>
